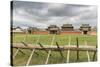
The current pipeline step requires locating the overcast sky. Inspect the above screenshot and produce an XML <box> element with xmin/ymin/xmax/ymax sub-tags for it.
<box><xmin>12</xmin><ymin>1</ymin><xmax>97</xmax><ymax>29</ymax></box>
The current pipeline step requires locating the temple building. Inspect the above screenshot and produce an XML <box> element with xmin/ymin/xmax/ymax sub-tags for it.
<box><xmin>61</xmin><ymin>24</ymin><xmax>74</xmax><ymax>31</ymax></box>
<box><xmin>47</xmin><ymin>25</ymin><xmax>60</xmax><ymax>34</ymax></box>
<box><xmin>80</xmin><ymin>24</ymin><xmax>91</xmax><ymax>34</ymax></box>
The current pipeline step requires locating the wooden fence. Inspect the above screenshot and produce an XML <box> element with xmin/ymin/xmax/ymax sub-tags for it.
<box><xmin>11</xmin><ymin>37</ymin><xmax>97</xmax><ymax>66</ymax></box>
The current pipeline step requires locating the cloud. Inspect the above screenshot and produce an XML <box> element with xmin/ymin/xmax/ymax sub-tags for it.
<box><xmin>12</xmin><ymin>1</ymin><xmax>97</xmax><ymax>29</ymax></box>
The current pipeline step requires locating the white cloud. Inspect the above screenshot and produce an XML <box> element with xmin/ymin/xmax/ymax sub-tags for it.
<box><xmin>47</xmin><ymin>3</ymin><xmax>66</xmax><ymax>9</ymax></box>
<box><xmin>12</xmin><ymin>1</ymin><xmax>97</xmax><ymax>29</ymax></box>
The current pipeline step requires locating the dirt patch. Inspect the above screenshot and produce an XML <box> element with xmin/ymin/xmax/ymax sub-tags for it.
<box><xmin>32</xmin><ymin>31</ymin><xmax>82</xmax><ymax>35</ymax></box>
<box><xmin>33</xmin><ymin>31</ymin><xmax>48</xmax><ymax>35</ymax></box>
<box><xmin>61</xmin><ymin>31</ymin><xmax>81</xmax><ymax>35</ymax></box>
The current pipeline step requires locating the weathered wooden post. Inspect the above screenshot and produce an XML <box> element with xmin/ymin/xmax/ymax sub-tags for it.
<box><xmin>21</xmin><ymin>41</ymin><xmax>28</xmax><ymax>46</ymax></box>
<box><xmin>38</xmin><ymin>43</ymin><xmax>48</xmax><ymax>53</ymax></box>
<box><xmin>21</xmin><ymin>41</ymin><xmax>39</xmax><ymax>55</ymax></box>
<box><xmin>17</xmin><ymin>48</ymin><xmax>25</xmax><ymax>55</ymax></box>
<box><xmin>76</xmin><ymin>37</ymin><xmax>79</xmax><ymax>61</ymax></box>
<box><xmin>92</xmin><ymin>45</ymin><xmax>97</xmax><ymax>61</ymax></box>
<box><xmin>56</xmin><ymin>42</ymin><xmax>64</xmax><ymax>58</ymax></box>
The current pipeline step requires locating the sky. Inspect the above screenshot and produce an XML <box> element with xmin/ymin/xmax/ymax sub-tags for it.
<box><xmin>12</xmin><ymin>1</ymin><xmax>97</xmax><ymax>29</ymax></box>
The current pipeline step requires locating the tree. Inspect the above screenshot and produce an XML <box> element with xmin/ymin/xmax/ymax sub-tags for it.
<box><xmin>27</xmin><ymin>27</ymin><xmax>38</xmax><ymax>34</ymax></box>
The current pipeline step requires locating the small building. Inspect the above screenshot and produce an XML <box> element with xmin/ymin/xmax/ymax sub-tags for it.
<box><xmin>80</xmin><ymin>24</ymin><xmax>91</xmax><ymax>34</ymax></box>
<box><xmin>47</xmin><ymin>25</ymin><xmax>60</xmax><ymax>34</ymax></box>
<box><xmin>61</xmin><ymin>24</ymin><xmax>74</xmax><ymax>31</ymax></box>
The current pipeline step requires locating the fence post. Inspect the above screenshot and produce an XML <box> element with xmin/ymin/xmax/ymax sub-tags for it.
<box><xmin>21</xmin><ymin>41</ymin><xmax>28</xmax><ymax>46</ymax></box>
<box><xmin>76</xmin><ymin>37</ymin><xmax>79</xmax><ymax>61</ymax></box>
<box><xmin>92</xmin><ymin>45</ymin><xmax>97</xmax><ymax>61</ymax></box>
<box><xmin>56</xmin><ymin>42</ymin><xmax>64</xmax><ymax>59</ymax></box>
<box><xmin>17</xmin><ymin>48</ymin><xmax>25</xmax><ymax>55</ymax></box>
<box><xmin>21</xmin><ymin>41</ymin><xmax>39</xmax><ymax>55</ymax></box>
<box><xmin>38</xmin><ymin>43</ymin><xmax>48</xmax><ymax>53</ymax></box>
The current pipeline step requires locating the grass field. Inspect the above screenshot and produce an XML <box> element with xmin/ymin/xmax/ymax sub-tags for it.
<box><xmin>13</xmin><ymin>34</ymin><xmax>97</xmax><ymax>46</ymax></box>
<box><xmin>12</xmin><ymin>34</ymin><xmax>97</xmax><ymax>66</ymax></box>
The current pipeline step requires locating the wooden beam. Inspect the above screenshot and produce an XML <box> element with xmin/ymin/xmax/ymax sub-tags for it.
<box><xmin>26</xmin><ymin>35</ymin><xmax>40</xmax><ymax>65</ymax></box>
<box><xmin>15</xmin><ymin>48</ymin><xmax>25</xmax><ymax>55</ymax></box>
<box><xmin>45</xmin><ymin>35</ymin><xmax>55</xmax><ymax>64</ymax></box>
<box><xmin>85</xmin><ymin>41</ymin><xmax>90</xmax><ymax>62</ymax></box>
<box><xmin>26</xmin><ymin>49</ymin><xmax>35</xmax><ymax>66</ymax></box>
<box><xmin>13</xmin><ymin>42</ymin><xmax>26</xmax><ymax>58</ymax></box>
<box><xmin>66</xmin><ymin>36</ymin><xmax>71</xmax><ymax>63</ymax></box>
<box><xmin>21</xmin><ymin>41</ymin><xmax>28</xmax><ymax>46</ymax></box>
<box><xmin>13</xmin><ymin>48</ymin><xmax>20</xmax><ymax>59</ymax></box>
<box><xmin>13</xmin><ymin>43</ymin><xmax>96</xmax><ymax>48</ymax></box>
<box><xmin>76</xmin><ymin>37</ymin><xmax>79</xmax><ymax>61</ymax></box>
<box><xmin>21</xmin><ymin>41</ymin><xmax>39</xmax><ymax>56</ymax></box>
<box><xmin>92</xmin><ymin>45</ymin><xmax>97</xmax><ymax>61</ymax></box>
<box><xmin>56</xmin><ymin>42</ymin><xmax>64</xmax><ymax>58</ymax></box>
<box><xmin>34</xmin><ymin>51</ymin><xmax>39</xmax><ymax>56</ymax></box>
<box><xmin>38</xmin><ymin>43</ymin><xmax>48</xmax><ymax>53</ymax></box>
<box><xmin>12</xmin><ymin>45</ymin><xmax>97</xmax><ymax>52</ymax></box>
<box><xmin>13</xmin><ymin>30</ymin><xmax>28</xmax><ymax>59</ymax></box>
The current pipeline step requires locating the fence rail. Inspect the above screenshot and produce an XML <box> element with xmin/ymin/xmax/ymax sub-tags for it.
<box><xmin>12</xmin><ymin>44</ymin><xmax>97</xmax><ymax>52</ymax></box>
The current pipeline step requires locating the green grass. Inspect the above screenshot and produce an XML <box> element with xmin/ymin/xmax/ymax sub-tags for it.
<box><xmin>12</xmin><ymin>34</ymin><xmax>97</xmax><ymax>46</ymax></box>
<box><xmin>12</xmin><ymin>34</ymin><xmax>97</xmax><ymax>66</ymax></box>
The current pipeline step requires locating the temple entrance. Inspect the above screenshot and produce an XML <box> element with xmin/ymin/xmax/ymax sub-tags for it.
<box><xmin>83</xmin><ymin>31</ymin><xmax>87</xmax><ymax>34</ymax></box>
<box><xmin>50</xmin><ymin>30</ymin><xmax>57</xmax><ymax>34</ymax></box>
<box><xmin>28</xmin><ymin>30</ymin><xmax>32</xmax><ymax>34</ymax></box>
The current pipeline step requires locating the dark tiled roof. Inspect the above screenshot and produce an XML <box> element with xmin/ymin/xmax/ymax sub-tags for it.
<box><xmin>81</xmin><ymin>24</ymin><xmax>91</xmax><ymax>27</ymax></box>
<box><xmin>62</xmin><ymin>24</ymin><xmax>73</xmax><ymax>27</ymax></box>
<box><xmin>48</xmin><ymin>25</ymin><xmax>59</xmax><ymax>31</ymax></box>
<box><xmin>48</xmin><ymin>25</ymin><xmax>58</xmax><ymax>28</ymax></box>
